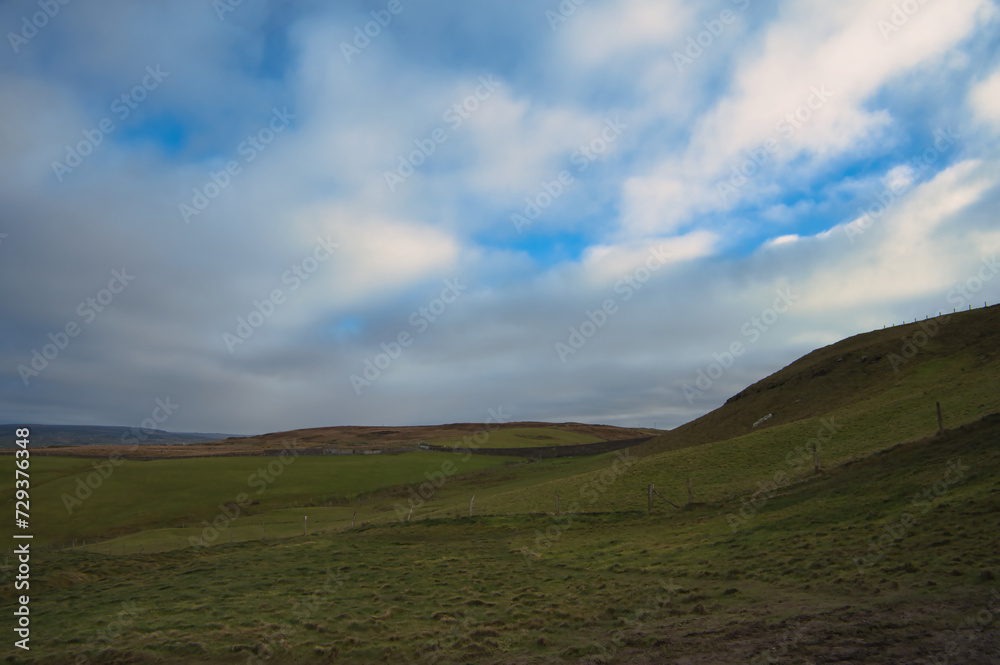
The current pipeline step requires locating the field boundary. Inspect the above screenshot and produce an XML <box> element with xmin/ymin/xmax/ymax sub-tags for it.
<box><xmin>424</xmin><ymin>436</ymin><xmax>653</xmax><ymax>458</ymax></box>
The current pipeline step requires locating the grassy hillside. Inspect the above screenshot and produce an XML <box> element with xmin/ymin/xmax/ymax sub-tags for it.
<box><xmin>9</xmin><ymin>414</ymin><xmax>999</xmax><ymax>664</ymax></box>
<box><xmin>638</xmin><ymin>304</ymin><xmax>1000</xmax><ymax>456</ymax></box>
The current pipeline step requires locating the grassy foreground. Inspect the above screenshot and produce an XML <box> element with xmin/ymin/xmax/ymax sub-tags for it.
<box><xmin>5</xmin><ymin>415</ymin><xmax>999</xmax><ymax>663</ymax></box>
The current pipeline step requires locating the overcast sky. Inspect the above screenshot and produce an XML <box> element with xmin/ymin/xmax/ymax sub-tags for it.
<box><xmin>1</xmin><ymin>0</ymin><xmax>999</xmax><ymax>436</ymax></box>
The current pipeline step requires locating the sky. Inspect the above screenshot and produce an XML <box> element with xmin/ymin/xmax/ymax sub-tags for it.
<box><xmin>1</xmin><ymin>0</ymin><xmax>999</xmax><ymax>436</ymax></box>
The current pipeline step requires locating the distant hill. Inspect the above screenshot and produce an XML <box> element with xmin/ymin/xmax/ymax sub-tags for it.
<box><xmin>229</xmin><ymin>421</ymin><xmax>651</xmax><ymax>451</ymax></box>
<box><xmin>0</xmin><ymin>424</ymin><xmax>236</xmax><ymax>449</ymax></box>
<box><xmin>12</xmin><ymin>421</ymin><xmax>654</xmax><ymax>459</ymax></box>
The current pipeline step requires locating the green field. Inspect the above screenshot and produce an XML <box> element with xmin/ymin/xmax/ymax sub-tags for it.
<box><xmin>2</xmin><ymin>306</ymin><xmax>999</xmax><ymax>663</ymax></box>
<box><xmin>0</xmin><ymin>452</ymin><xmax>514</xmax><ymax>549</ymax></box>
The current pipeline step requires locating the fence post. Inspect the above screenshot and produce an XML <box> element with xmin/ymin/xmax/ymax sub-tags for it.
<box><xmin>687</xmin><ymin>478</ymin><xmax>693</xmax><ymax>506</ymax></box>
<box><xmin>812</xmin><ymin>441</ymin><xmax>819</xmax><ymax>474</ymax></box>
<box><xmin>936</xmin><ymin>402</ymin><xmax>944</xmax><ymax>434</ymax></box>
<box><xmin>351</xmin><ymin>510</ymin><xmax>357</xmax><ymax>529</ymax></box>
<box><xmin>648</xmin><ymin>484</ymin><xmax>654</xmax><ymax>514</ymax></box>
<box><xmin>469</xmin><ymin>494</ymin><xmax>475</xmax><ymax>517</ymax></box>
<box><xmin>407</xmin><ymin>504</ymin><xmax>413</xmax><ymax>522</ymax></box>
<box><xmin>303</xmin><ymin>516</ymin><xmax>307</xmax><ymax>536</ymax></box>
<box><xmin>555</xmin><ymin>491</ymin><xmax>560</xmax><ymax>516</ymax></box>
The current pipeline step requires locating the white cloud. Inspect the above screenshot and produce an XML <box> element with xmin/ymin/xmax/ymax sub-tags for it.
<box><xmin>883</xmin><ymin>164</ymin><xmax>916</xmax><ymax>193</ymax></box>
<box><xmin>293</xmin><ymin>205</ymin><xmax>462</xmax><ymax>308</ymax></box>
<box><xmin>766</xmin><ymin>234</ymin><xmax>800</xmax><ymax>247</ymax></box>
<box><xmin>578</xmin><ymin>230</ymin><xmax>719</xmax><ymax>286</ymax></box>
<box><xmin>0</xmin><ymin>73</ymin><xmax>77</xmax><ymax>192</ymax></box>
<box><xmin>801</xmin><ymin>159</ymin><xmax>994</xmax><ymax>311</ymax></box>
<box><xmin>561</xmin><ymin>0</ymin><xmax>691</xmax><ymax>64</ymax></box>
<box><xmin>618</xmin><ymin>0</ymin><xmax>995</xmax><ymax>239</ymax></box>
<box><xmin>459</xmin><ymin>92</ymin><xmax>607</xmax><ymax>198</ymax></box>
<box><xmin>970</xmin><ymin>67</ymin><xmax>1000</xmax><ymax>130</ymax></box>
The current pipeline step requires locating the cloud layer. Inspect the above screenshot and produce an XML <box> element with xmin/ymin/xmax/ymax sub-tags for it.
<box><xmin>2</xmin><ymin>0</ymin><xmax>999</xmax><ymax>434</ymax></box>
